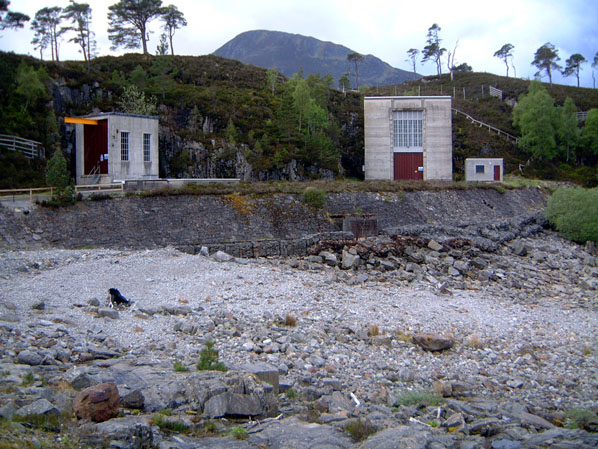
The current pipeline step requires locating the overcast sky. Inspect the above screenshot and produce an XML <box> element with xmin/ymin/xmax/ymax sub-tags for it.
<box><xmin>1</xmin><ymin>0</ymin><xmax>597</xmax><ymax>88</ymax></box>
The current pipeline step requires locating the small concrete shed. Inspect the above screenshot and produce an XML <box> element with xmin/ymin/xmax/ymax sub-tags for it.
<box><xmin>465</xmin><ymin>158</ymin><xmax>503</xmax><ymax>182</ymax></box>
<box><xmin>68</xmin><ymin>112</ymin><xmax>159</xmax><ymax>185</ymax></box>
<box><xmin>364</xmin><ymin>96</ymin><xmax>453</xmax><ymax>181</ymax></box>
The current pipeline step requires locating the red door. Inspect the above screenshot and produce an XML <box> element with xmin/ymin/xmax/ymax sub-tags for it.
<box><xmin>394</xmin><ymin>152</ymin><xmax>423</xmax><ymax>180</ymax></box>
<box><xmin>83</xmin><ymin>120</ymin><xmax>108</xmax><ymax>174</ymax></box>
<box><xmin>494</xmin><ymin>165</ymin><xmax>501</xmax><ymax>181</ymax></box>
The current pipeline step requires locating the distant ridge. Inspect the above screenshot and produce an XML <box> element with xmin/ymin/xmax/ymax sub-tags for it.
<box><xmin>213</xmin><ymin>29</ymin><xmax>420</xmax><ymax>87</ymax></box>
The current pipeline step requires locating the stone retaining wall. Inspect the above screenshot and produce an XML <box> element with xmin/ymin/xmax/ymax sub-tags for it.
<box><xmin>0</xmin><ymin>187</ymin><xmax>548</xmax><ymax>251</ymax></box>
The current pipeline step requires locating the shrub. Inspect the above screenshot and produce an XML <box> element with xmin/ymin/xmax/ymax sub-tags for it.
<box><xmin>344</xmin><ymin>418</ymin><xmax>377</xmax><ymax>441</ymax></box>
<box><xmin>565</xmin><ymin>408</ymin><xmax>598</xmax><ymax>431</ymax></box>
<box><xmin>302</xmin><ymin>187</ymin><xmax>326</xmax><ymax>208</ymax></box>
<box><xmin>45</xmin><ymin>150</ymin><xmax>74</xmax><ymax>206</ymax></box>
<box><xmin>546</xmin><ymin>187</ymin><xmax>598</xmax><ymax>243</ymax></box>
<box><xmin>284</xmin><ymin>313</ymin><xmax>297</xmax><ymax>327</ymax></box>
<box><xmin>196</xmin><ymin>341</ymin><xmax>228</xmax><ymax>372</ymax></box>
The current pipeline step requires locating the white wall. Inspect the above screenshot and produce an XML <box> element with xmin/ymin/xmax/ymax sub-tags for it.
<box><xmin>465</xmin><ymin>158</ymin><xmax>503</xmax><ymax>182</ymax></box>
<box><xmin>364</xmin><ymin>96</ymin><xmax>452</xmax><ymax>181</ymax></box>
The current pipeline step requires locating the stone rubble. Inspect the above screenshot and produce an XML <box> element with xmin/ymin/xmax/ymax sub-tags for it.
<box><xmin>0</xmin><ymin>227</ymin><xmax>596</xmax><ymax>448</ymax></box>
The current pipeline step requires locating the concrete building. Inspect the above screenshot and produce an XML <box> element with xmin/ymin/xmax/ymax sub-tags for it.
<box><xmin>364</xmin><ymin>96</ymin><xmax>453</xmax><ymax>181</ymax></box>
<box><xmin>67</xmin><ymin>112</ymin><xmax>159</xmax><ymax>185</ymax></box>
<box><xmin>465</xmin><ymin>158</ymin><xmax>503</xmax><ymax>182</ymax></box>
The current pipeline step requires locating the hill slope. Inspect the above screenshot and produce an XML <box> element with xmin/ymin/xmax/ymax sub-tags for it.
<box><xmin>213</xmin><ymin>30</ymin><xmax>419</xmax><ymax>88</ymax></box>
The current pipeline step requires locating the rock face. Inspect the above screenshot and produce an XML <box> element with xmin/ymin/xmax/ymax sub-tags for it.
<box><xmin>73</xmin><ymin>382</ymin><xmax>120</xmax><ymax>422</ymax></box>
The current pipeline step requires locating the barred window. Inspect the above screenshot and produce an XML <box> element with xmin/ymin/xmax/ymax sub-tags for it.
<box><xmin>393</xmin><ymin>110</ymin><xmax>423</xmax><ymax>150</ymax></box>
<box><xmin>143</xmin><ymin>133</ymin><xmax>151</xmax><ymax>162</ymax></box>
<box><xmin>476</xmin><ymin>165</ymin><xmax>485</xmax><ymax>174</ymax></box>
<box><xmin>120</xmin><ymin>132</ymin><xmax>129</xmax><ymax>161</ymax></box>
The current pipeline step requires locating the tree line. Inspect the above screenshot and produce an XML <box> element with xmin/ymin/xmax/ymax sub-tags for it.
<box><xmin>404</xmin><ymin>23</ymin><xmax>598</xmax><ymax>88</ymax></box>
<box><xmin>1</xmin><ymin>0</ymin><xmax>187</xmax><ymax>63</ymax></box>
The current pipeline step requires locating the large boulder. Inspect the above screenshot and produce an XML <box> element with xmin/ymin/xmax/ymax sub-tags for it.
<box><xmin>74</xmin><ymin>382</ymin><xmax>120</xmax><ymax>422</ymax></box>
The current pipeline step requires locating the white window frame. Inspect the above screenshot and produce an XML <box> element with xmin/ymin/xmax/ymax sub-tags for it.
<box><xmin>120</xmin><ymin>131</ymin><xmax>129</xmax><ymax>161</ymax></box>
<box><xmin>393</xmin><ymin>110</ymin><xmax>423</xmax><ymax>152</ymax></box>
<box><xmin>143</xmin><ymin>133</ymin><xmax>151</xmax><ymax>162</ymax></box>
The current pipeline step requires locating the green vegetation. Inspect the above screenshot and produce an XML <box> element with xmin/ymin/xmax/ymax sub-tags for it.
<box><xmin>565</xmin><ymin>408</ymin><xmax>598</xmax><ymax>431</ymax></box>
<box><xmin>344</xmin><ymin>418</ymin><xmax>377</xmax><ymax>442</ymax></box>
<box><xmin>302</xmin><ymin>187</ymin><xmax>326</xmax><ymax>208</ymax></box>
<box><xmin>229</xmin><ymin>426</ymin><xmax>249</xmax><ymax>440</ymax></box>
<box><xmin>21</xmin><ymin>372</ymin><xmax>35</xmax><ymax>386</ymax></box>
<box><xmin>546</xmin><ymin>187</ymin><xmax>598</xmax><ymax>243</ymax></box>
<box><xmin>285</xmin><ymin>388</ymin><xmax>298</xmax><ymax>400</ymax></box>
<box><xmin>196</xmin><ymin>341</ymin><xmax>227</xmax><ymax>372</ymax></box>
<box><xmin>45</xmin><ymin>149</ymin><xmax>74</xmax><ymax>206</ymax></box>
<box><xmin>393</xmin><ymin>390</ymin><xmax>445</xmax><ymax>408</ymax></box>
<box><xmin>151</xmin><ymin>413</ymin><xmax>190</xmax><ymax>433</ymax></box>
<box><xmin>173</xmin><ymin>361</ymin><xmax>189</xmax><ymax>372</ymax></box>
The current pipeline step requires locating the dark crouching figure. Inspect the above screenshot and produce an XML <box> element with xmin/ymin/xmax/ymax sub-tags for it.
<box><xmin>108</xmin><ymin>288</ymin><xmax>131</xmax><ymax>308</ymax></box>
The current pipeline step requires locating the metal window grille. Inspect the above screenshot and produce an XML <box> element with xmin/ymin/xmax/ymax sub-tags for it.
<box><xmin>393</xmin><ymin>110</ymin><xmax>423</xmax><ymax>150</ymax></box>
<box><xmin>476</xmin><ymin>165</ymin><xmax>485</xmax><ymax>174</ymax></box>
<box><xmin>120</xmin><ymin>132</ymin><xmax>129</xmax><ymax>161</ymax></box>
<box><xmin>143</xmin><ymin>133</ymin><xmax>151</xmax><ymax>162</ymax></box>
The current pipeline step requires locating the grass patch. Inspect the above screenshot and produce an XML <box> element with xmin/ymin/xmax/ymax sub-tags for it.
<box><xmin>21</xmin><ymin>372</ymin><xmax>35</xmax><ymax>387</ymax></box>
<box><xmin>173</xmin><ymin>361</ymin><xmax>189</xmax><ymax>372</ymax></box>
<box><xmin>151</xmin><ymin>413</ymin><xmax>190</xmax><ymax>433</ymax></box>
<box><xmin>12</xmin><ymin>413</ymin><xmax>66</xmax><ymax>433</ymax></box>
<box><xmin>465</xmin><ymin>334</ymin><xmax>484</xmax><ymax>348</ymax></box>
<box><xmin>393</xmin><ymin>390</ymin><xmax>445</xmax><ymax>408</ymax></box>
<box><xmin>395</xmin><ymin>330</ymin><xmax>412</xmax><ymax>343</ymax></box>
<box><xmin>368</xmin><ymin>324</ymin><xmax>380</xmax><ymax>337</ymax></box>
<box><xmin>196</xmin><ymin>341</ymin><xmax>228</xmax><ymax>372</ymax></box>
<box><xmin>229</xmin><ymin>426</ymin><xmax>248</xmax><ymax>440</ymax></box>
<box><xmin>223</xmin><ymin>193</ymin><xmax>253</xmax><ymax>215</ymax></box>
<box><xmin>344</xmin><ymin>418</ymin><xmax>377</xmax><ymax>441</ymax></box>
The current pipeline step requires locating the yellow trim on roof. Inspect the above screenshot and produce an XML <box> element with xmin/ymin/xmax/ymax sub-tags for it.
<box><xmin>65</xmin><ymin>117</ymin><xmax>99</xmax><ymax>125</ymax></box>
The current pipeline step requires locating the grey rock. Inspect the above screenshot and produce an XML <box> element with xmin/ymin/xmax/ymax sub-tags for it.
<box><xmin>242</xmin><ymin>362</ymin><xmax>279</xmax><ymax>393</ymax></box>
<box><xmin>491</xmin><ymin>440</ymin><xmax>521</xmax><ymax>449</ymax></box>
<box><xmin>203</xmin><ymin>393</ymin><xmax>228</xmax><ymax>418</ymax></box>
<box><xmin>81</xmin><ymin>416</ymin><xmax>153</xmax><ymax>449</ymax></box>
<box><xmin>342</xmin><ymin>250</ymin><xmax>360</xmax><ymax>270</ymax></box>
<box><xmin>0</xmin><ymin>402</ymin><xmax>18</xmax><ymax>420</ymax></box>
<box><xmin>510</xmin><ymin>241</ymin><xmax>528</xmax><ymax>256</ymax></box>
<box><xmin>212</xmin><ymin>250</ymin><xmax>234</xmax><ymax>262</ymax></box>
<box><xmin>97</xmin><ymin>308</ymin><xmax>119</xmax><ymax>319</ymax></box>
<box><xmin>88</xmin><ymin>298</ymin><xmax>100</xmax><ymax>307</ymax></box>
<box><xmin>199</xmin><ymin>246</ymin><xmax>209</xmax><ymax>257</ymax></box>
<box><xmin>121</xmin><ymin>389</ymin><xmax>144</xmax><ymax>410</ymax></box>
<box><xmin>17</xmin><ymin>350</ymin><xmax>43</xmax><ymax>366</ymax></box>
<box><xmin>320</xmin><ymin>251</ymin><xmax>338</xmax><ymax>267</ymax></box>
<box><xmin>16</xmin><ymin>398</ymin><xmax>59</xmax><ymax>417</ymax></box>
<box><xmin>428</xmin><ymin>239</ymin><xmax>443</xmax><ymax>252</ymax></box>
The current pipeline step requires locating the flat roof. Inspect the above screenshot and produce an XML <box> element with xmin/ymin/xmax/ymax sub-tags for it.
<box><xmin>83</xmin><ymin>112</ymin><xmax>160</xmax><ymax>120</ymax></box>
<box><xmin>364</xmin><ymin>96</ymin><xmax>452</xmax><ymax>100</ymax></box>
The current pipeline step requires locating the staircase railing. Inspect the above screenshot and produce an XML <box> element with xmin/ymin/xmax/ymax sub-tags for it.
<box><xmin>452</xmin><ymin>108</ymin><xmax>518</xmax><ymax>144</ymax></box>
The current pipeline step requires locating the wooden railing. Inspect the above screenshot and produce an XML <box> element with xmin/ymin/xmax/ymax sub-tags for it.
<box><xmin>0</xmin><ymin>187</ymin><xmax>54</xmax><ymax>203</ymax></box>
<box><xmin>75</xmin><ymin>183</ymin><xmax>124</xmax><ymax>194</ymax></box>
<box><xmin>452</xmin><ymin>108</ymin><xmax>518</xmax><ymax>144</ymax></box>
<box><xmin>0</xmin><ymin>134</ymin><xmax>45</xmax><ymax>159</ymax></box>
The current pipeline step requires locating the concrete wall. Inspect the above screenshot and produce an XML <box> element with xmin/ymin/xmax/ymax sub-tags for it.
<box><xmin>465</xmin><ymin>158</ymin><xmax>503</xmax><ymax>182</ymax></box>
<box><xmin>364</xmin><ymin>96</ymin><xmax>452</xmax><ymax>181</ymax></box>
<box><xmin>76</xmin><ymin>113</ymin><xmax>159</xmax><ymax>185</ymax></box>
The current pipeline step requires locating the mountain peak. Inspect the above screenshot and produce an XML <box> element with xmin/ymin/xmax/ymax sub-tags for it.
<box><xmin>213</xmin><ymin>30</ymin><xmax>419</xmax><ymax>87</ymax></box>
